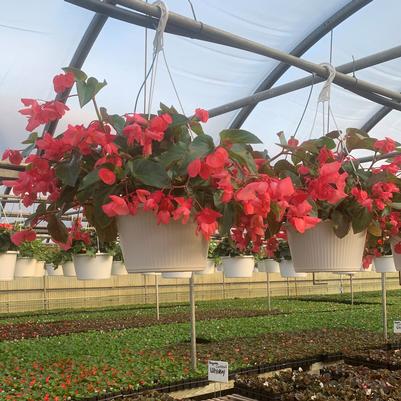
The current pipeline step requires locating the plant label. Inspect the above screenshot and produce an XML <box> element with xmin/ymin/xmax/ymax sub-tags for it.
<box><xmin>208</xmin><ymin>360</ymin><xmax>228</xmax><ymax>383</ymax></box>
<box><xmin>394</xmin><ymin>321</ymin><xmax>401</xmax><ymax>334</ymax></box>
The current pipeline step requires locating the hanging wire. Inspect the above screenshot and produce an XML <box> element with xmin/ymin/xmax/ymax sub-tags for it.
<box><xmin>143</xmin><ymin>0</ymin><xmax>149</xmax><ymax>112</ymax></box>
<box><xmin>186</xmin><ymin>0</ymin><xmax>198</xmax><ymax>21</ymax></box>
<box><xmin>293</xmin><ymin>73</ymin><xmax>315</xmax><ymax>138</ymax></box>
<box><xmin>327</xmin><ymin>29</ymin><xmax>334</xmax><ymax>132</ymax></box>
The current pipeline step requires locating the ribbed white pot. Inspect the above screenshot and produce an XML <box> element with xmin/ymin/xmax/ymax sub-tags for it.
<box><xmin>162</xmin><ymin>271</ymin><xmax>192</xmax><ymax>279</ymax></box>
<box><xmin>46</xmin><ymin>264</ymin><xmax>63</xmax><ymax>276</ymax></box>
<box><xmin>390</xmin><ymin>236</ymin><xmax>401</xmax><ymax>271</ymax></box>
<box><xmin>73</xmin><ymin>253</ymin><xmax>113</xmax><ymax>280</ymax></box>
<box><xmin>0</xmin><ymin>251</ymin><xmax>17</xmax><ymax>281</ymax></box>
<box><xmin>14</xmin><ymin>257</ymin><xmax>37</xmax><ymax>278</ymax></box>
<box><xmin>222</xmin><ymin>256</ymin><xmax>254</xmax><ymax>278</ymax></box>
<box><xmin>62</xmin><ymin>261</ymin><xmax>76</xmax><ymax>277</ymax></box>
<box><xmin>258</xmin><ymin>259</ymin><xmax>280</xmax><ymax>273</ymax></box>
<box><xmin>117</xmin><ymin>212</ymin><xmax>208</xmax><ymax>273</ymax></box>
<box><xmin>279</xmin><ymin>260</ymin><xmax>307</xmax><ymax>278</ymax></box>
<box><xmin>32</xmin><ymin>261</ymin><xmax>45</xmax><ymax>277</ymax></box>
<box><xmin>374</xmin><ymin>256</ymin><xmax>396</xmax><ymax>273</ymax></box>
<box><xmin>111</xmin><ymin>261</ymin><xmax>128</xmax><ymax>275</ymax></box>
<box><xmin>195</xmin><ymin>259</ymin><xmax>215</xmax><ymax>275</ymax></box>
<box><xmin>287</xmin><ymin>221</ymin><xmax>366</xmax><ymax>273</ymax></box>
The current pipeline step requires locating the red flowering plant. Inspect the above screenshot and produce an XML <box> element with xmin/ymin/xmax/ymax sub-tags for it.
<box><xmin>0</xmin><ymin>223</ymin><xmax>18</xmax><ymax>253</ymax></box>
<box><xmin>5</xmin><ymin>68</ymin><xmax>311</xmax><ymax>252</ymax></box>
<box><xmin>268</xmin><ymin>130</ymin><xmax>401</xmax><ymax>240</ymax></box>
<box><xmin>56</xmin><ymin>219</ymin><xmax>112</xmax><ymax>257</ymax></box>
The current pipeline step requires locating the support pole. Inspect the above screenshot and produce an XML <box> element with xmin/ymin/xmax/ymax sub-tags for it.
<box><xmin>266</xmin><ymin>272</ymin><xmax>271</xmax><ymax>311</ymax></box>
<box><xmin>155</xmin><ymin>274</ymin><xmax>160</xmax><ymax>320</ymax></box>
<box><xmin>381</xmin><ymin>272</ymin><xmax>388</xmax><ymax>341</ymax></box>
<box><xmin>43</xmin><ymin>275</ymin><xmax>48</xmax><ymax>312</ymax></box>
<box><xmin>350</xmin><ymin>275</ymin><xmax>354</xmax><ymax>307</ymax></box>
<box><xmin>189</xmin><ymin>274</ymin><xmax>197</xmax><ymax>370</ymax></box>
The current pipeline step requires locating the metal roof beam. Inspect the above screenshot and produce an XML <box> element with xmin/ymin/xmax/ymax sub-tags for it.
<box><xmin>207</xmin><ymin>45</ymin><xmax>401</xmax><ymax>118</ymax></box>
<box><xmin>229</xmin><ymin>0</ymin><xmax>373</xmax><ymax>129</ymax></box>
<box><xmin>67</xmin><ymin>0</ymin><xmax>401</xmax><ymax>109</ymax></box>
<box><xmin>361</xmin><ymin>105</ymin><xmax>395</xmax><ymax>132</ymax></box>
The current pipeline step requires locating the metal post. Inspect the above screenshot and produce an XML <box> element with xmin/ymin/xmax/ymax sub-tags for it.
<box><xmin>144</xmin><ymin>275</ymin><xmax>147</xmax><ymax>304</ymax></box>
<box><xmin>155</xmin><ymin>274</ymin><xmax>160</xmax><ymax>320</ymax></box>
<box><xmin>222</xmin><ymin>271</ymin><xmax>226</xmax><ymax>299</ymax></box>
<box><xmin>266</xmin><ymin>272</ymin><xmax>271</xmax><ymax>311</ymax></box>
<box><xmin>189</xmin><ymin>274</ymin><xmax>197</xmax><ymax>370</ymax></box>
<box><xmin>381</xmin><ymin>272</ymin><xmax>388</xmax><ymax>341</ymax></box>
<box><xmin>43</xmin><ymin>275</ymin><xmax>48</xmax><ymax>312</ymax></box>
<box><xmin>349</xmin><ymin>275</ymin><xmax>353</xmax><ymax>303</ymax></box>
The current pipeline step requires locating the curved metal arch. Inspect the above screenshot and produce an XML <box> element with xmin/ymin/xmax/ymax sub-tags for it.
<box><xmin>361</xmin><ymin>105</ymin><xmax>393</xmax><ymax>132</ymax></box>
<box><xmin>229</xmin><ymin>0</ymin><xmax>373</xmax><ymax>129</ymax></box>
<box><xmin>45</xmin><ymin>0</ymin><xmax>115</xmax><ymax>136</ymax></box>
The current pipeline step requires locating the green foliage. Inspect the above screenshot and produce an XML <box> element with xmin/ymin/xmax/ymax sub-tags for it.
<box><xmin>18</xmin><ymin>240</ymin><xmax>48</xmax><ymax>260</ymax></box>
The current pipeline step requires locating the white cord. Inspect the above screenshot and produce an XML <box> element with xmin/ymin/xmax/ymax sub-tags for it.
<box><xmin>146</xmin><ymin>1</ymin><xmax>169</xmax><ymax>117</ymax></box>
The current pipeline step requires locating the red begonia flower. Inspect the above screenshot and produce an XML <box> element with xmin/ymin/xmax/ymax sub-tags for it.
<box><xmin>187</xmin><ymin>158</ymin><xmax>201</xmax><ymax>178</ymax></box>
<box><xmin>374</xmin><ymin>137</ymin><xmax>396</xmax><ymax>153</ymax></box>
<box><xmin>53</xmin><ymin>72</ymin><xmax>75</xmax><ymax>93</ymax></box>
<box><xmin>2</xmin><ymin>149</ymin><xmax>23</xmax><ymax>165</ymax></box>
<box><xmin>98</xmin><ymin>168</ymin><xmax>116</xmax><ymax>185</ymax></box>
<box><xmin>11</xmin><ymin>229</ymin><xmax>36</xmax><ymax>246</ymax></box>
<box><xmin>194</xmin><ymin>108</ymin><xmax>209</xmax><ymax>123</ymax></box>
<box><xmin>102</xmin><ymin>196</ymin><xmax>129</xmax><ymax>217</ymax></box>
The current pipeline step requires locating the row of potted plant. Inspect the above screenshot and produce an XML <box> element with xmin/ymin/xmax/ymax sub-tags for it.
<box><xmin>4</xmin><ymin>68</ymin><xmax>401</xmax><ymax>277</ymax></box>
<box><xmin>0</xmin><ymin>222</ymin><xmax>128</xmax><ymax>280</ymax></box>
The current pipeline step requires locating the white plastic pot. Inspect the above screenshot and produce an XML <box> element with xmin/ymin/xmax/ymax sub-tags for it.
<box><xmin>222</xmin><ymin>256</ymin><xmax>254</xmax><ymax>278</ymax></box>
<box><xmin>279</xmin><ymin>260</ymin><xmax>307</xmax><ymax>278</ymax></box>
<box><xmin>287</xmin><ymin>221</ymin><xmax>366</xmax><ymax>273</ymax></box>
<box><xmin>258</xmin><ymin>259</ymin><xmax>280</xmax><ymax>273</ymax></box>
<box><xmin>33</xmin><ymin>261</ymin><xmax>45</xmax><ymax>277</ymax></box>
<box><xmin>111</xmin><ymin>261</ymin><xmax>128</xmax><ymax>275</ymax></box>
<box><xmin>195</xmin><ymin>259</ymin><xmax>215</xmax><ymax>275</ymax></box>
<box><xmin>162</xmin><ymin>271</ymin><xmax>192</xmax><ymax>279</ymax></box>
<box><xmin>374</xmin><ymin>256</ymin><xmax>397</xmax><ymax>273</ymax></box>
<box><xmin>14</xmin><ymin>257</ymin><xmax>37</xmax><ymax>278</ymax></box>
<box><xmin>117</xmin><ymin>212</ymin><xmax>208</xmax><ymax>273</ymax></box>
<box><xmin>46</xmin><ymin>263</ymin><xmax>63</xmax><ymax>276</ymax></box>
<box><xmin>390</xmin><ymin>236</ymin><xmax>401</xmax><ymax>271</ymax></box>
<box><xmin>62</xmin><ymin>261</ymin><xmax>76</xmax><ymax>277</ymax></box>
<box><xmin>73</xmin><ymin>253</ymin><xmax>113</xmax><ymax>280</ymax></box>
<box><xmin>0</xmin><ymin>251</ymin><xmax>17</xmax><ymax>281</ymax></box>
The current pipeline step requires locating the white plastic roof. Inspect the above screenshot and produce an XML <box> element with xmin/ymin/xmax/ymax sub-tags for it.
<box><xmin>1</xmin><ymin>0</ymin><xmax>401</xmax><ymax>157</ymax></box>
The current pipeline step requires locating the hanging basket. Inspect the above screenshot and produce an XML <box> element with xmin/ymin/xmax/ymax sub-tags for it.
<box><xmin>374</xmin><ymin>256</ymin><xmax>396</xmax><ymax>273</ymax></box>
<box><xmin>111</xmin><ymin>261</ymin><xmax>128</xmax><ymax>276</ymax></box>
<box><xmin>195</xmin><ymin>259</ymin><xmax>215</xmax><ymax>275</ymax></box>
<box><xmin>390</xmin><ymin>236</ymin><xmax>401</xmax><ymax>271</ymax></box>
<box><xmin>46</xmin><ymin>263</ymin><xmax>64</xmax><ymax>276</ymax></box>
<box><xmin>33</xmin><ymin>261</ymin><xmax>45</xmax><ymax>277</ymax></box>
<box><xmin>162</xmin><ymin>271</ymin><xmax>192</xmax><ymax>279</ymax></box>
<box><xmin>222</xmin><ymin>256</ymin><xmax>254</xmax><ymax>278</ymax></box>
<box><xmin>279</xmin><ymin>260</ymin><xmax>307</xmax><ymax>278</ymax></box>
<box><xmin>14</xmin><ymin>257</ymin><xmax>37</xmax><ymax>278</ymax></box>
<box><xmin>62</xmin><ymin>261</ymin><xmax>76</xmax><ymax>277</ymax></box>
<box><xmin>0</xmin><ymin>251</ymin><xmax>18</xmax><ymax>281</ymax></box>
<box><xmin>73</xmin><ymin>253</ymin><xmax>113</xmax><ymax>280</ymax></box>
<box><xmin>258</xmin><ymin>259</ymin><xmax>280</xmax><ymax>273</ymax></box>
<box><xmin>117</xmin><ymin>212</ymin><xmax>208</xmax><ymax>273</ymax></box>
<box><xmin>287</xmin><ymin>220</ymin><xmax>366</xmax><ymax>273</ymax></box>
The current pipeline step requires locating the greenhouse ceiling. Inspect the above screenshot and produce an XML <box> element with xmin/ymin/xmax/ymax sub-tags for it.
<box><xmin>1</xmin><ymin>0</ymin><xmax>401</xmax><ymax>158</ymax></box>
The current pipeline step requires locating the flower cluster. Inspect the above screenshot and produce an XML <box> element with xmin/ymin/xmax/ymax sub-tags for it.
<box><xmin>4</xmin><ymin>69</ymin><xmax>401</xmax><ymax>261</ymax></box>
